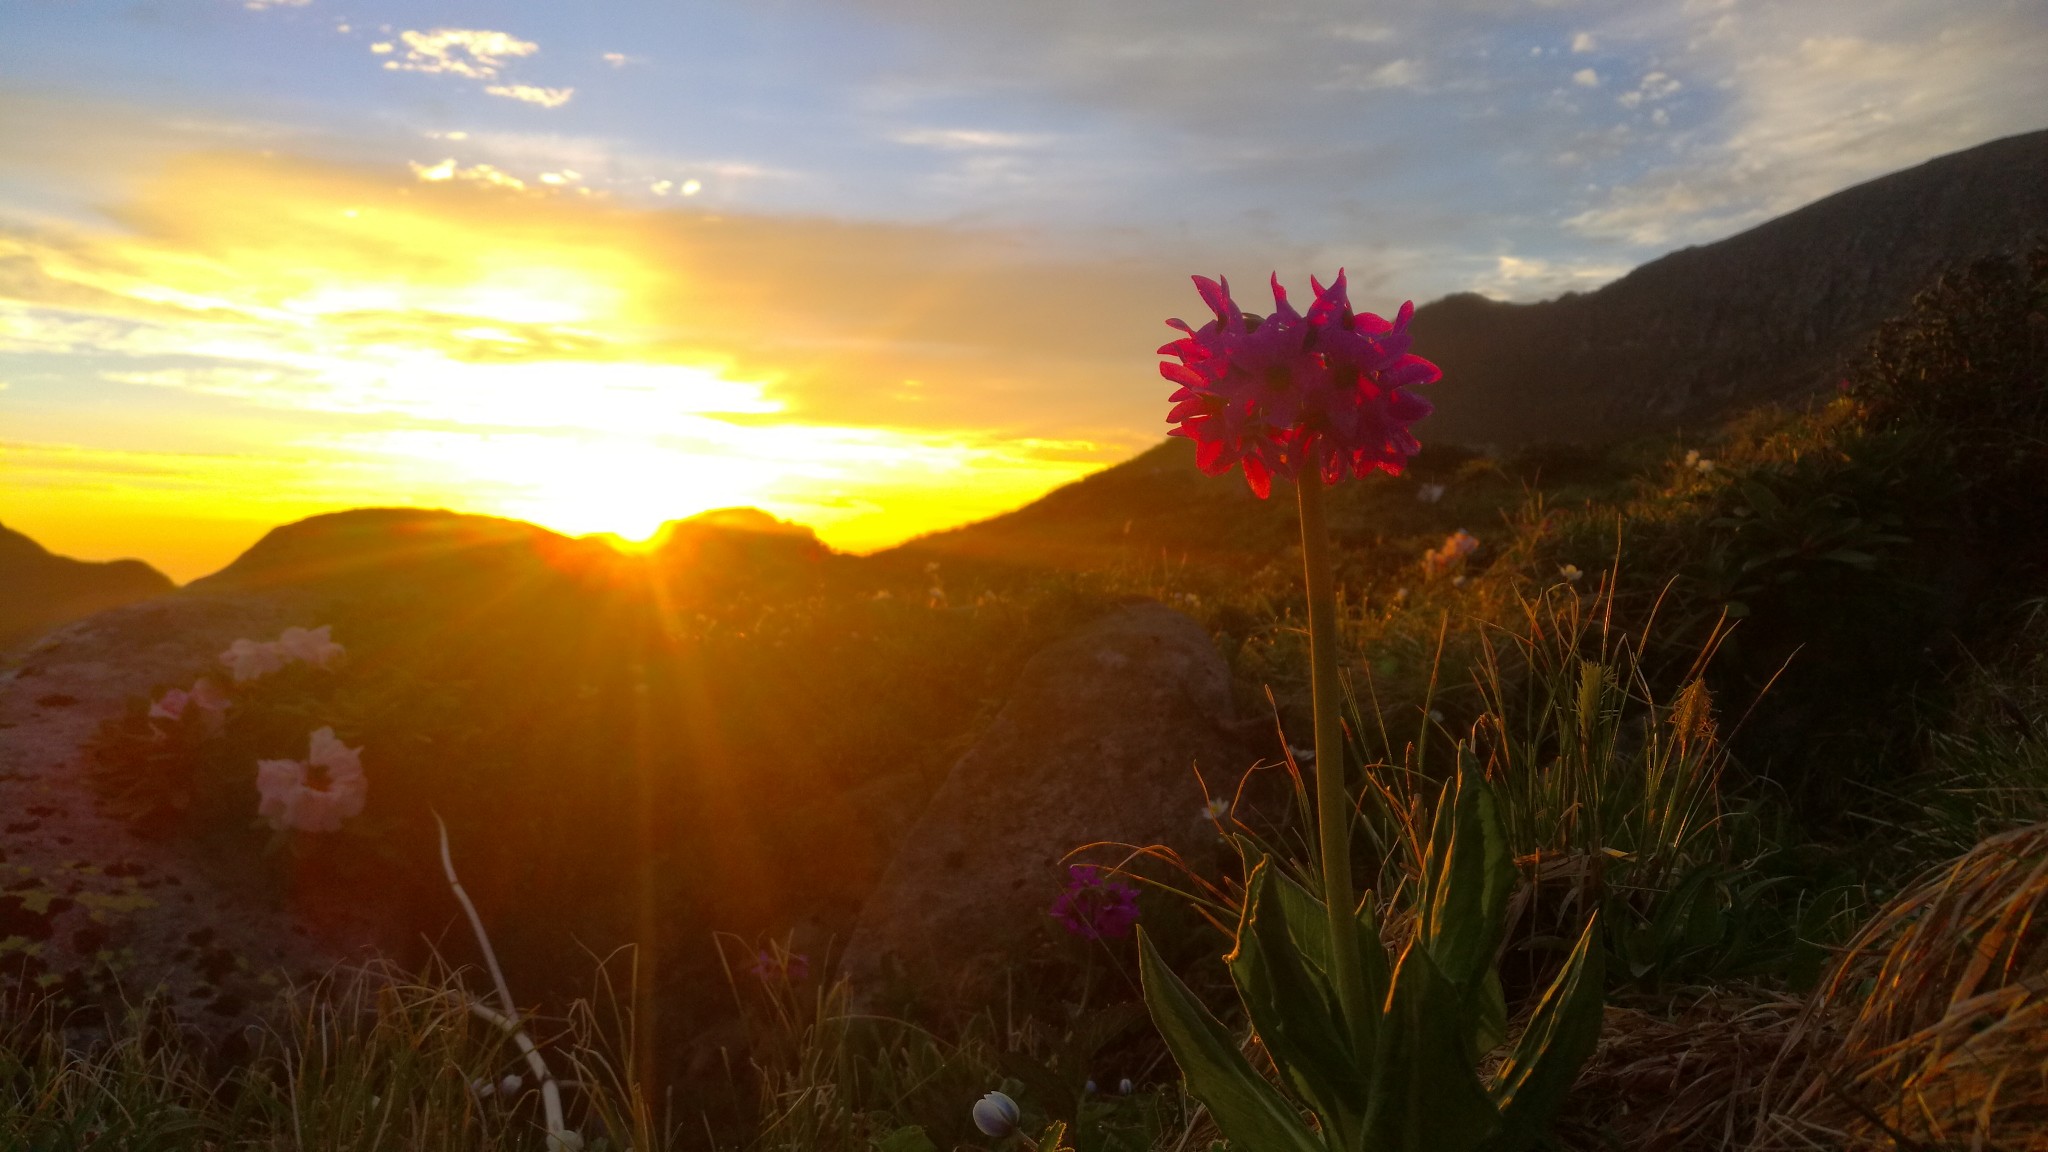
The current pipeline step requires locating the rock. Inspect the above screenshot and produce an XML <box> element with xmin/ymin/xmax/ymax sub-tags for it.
<box><xmin>0</xmin><ymin>588</ymin><xmax>370</xmax><ymax>1040</ymax></box>
<box><xmin>839</xmin><ymin>601</ymin><xmax>1244</xmax><ymax>1007</ymax></box>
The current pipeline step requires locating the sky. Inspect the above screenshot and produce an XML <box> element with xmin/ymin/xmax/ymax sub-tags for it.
<box><xmin>2</xmin><ymin>0</ymin><xmax>2043</xmax><ymax>581</ymax></box>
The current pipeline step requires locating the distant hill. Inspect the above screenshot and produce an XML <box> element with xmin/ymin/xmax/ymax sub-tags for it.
<box><xmin>0</xmin><ymin>524</ymin><xmax>174</xmax><ymax>651</ymax></box>
<box><xmin>1413</xmin><ymin>128</ymin><xmax>2048</xmax><ymax>446</ymax></box>
<box><xmin>199</xmin><ymin>504</ymin><xmax>841</xmax><ymax>606</ymax></box>
<box><xmin>898</xmin><ymin>131</ymin><xmax>2048</xmax><ymax>571</ymax></box>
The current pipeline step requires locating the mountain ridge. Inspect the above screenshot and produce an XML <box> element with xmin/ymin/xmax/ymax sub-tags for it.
<box><xmin>0</xmin><ymin>524</ymin><xmax>175</xmax><ymax>651</ymax></box>
<box><xmin>1410</xmin><ymin>127</ymin><xmax>2048</xmax><ymax>446</ymax></box>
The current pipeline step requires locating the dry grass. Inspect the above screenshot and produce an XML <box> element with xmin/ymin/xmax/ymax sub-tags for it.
<box><xmin>1758</xmin><ymin>822</ymin><xmax>2048</xmax><ymax>1151</ymax></box>
<box><xmin>1553</xmin><ymin>989</ymin><xmax>1806</xmax><ymax>1152</ymax></box>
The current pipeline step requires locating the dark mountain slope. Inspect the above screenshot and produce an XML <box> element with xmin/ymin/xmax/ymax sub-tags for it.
<box><xmin>0</xmin><ymin>524</ymin><xmax>174</xmax><ymax>651</ymax></box>
<box><xmin>1413</xmin><ymin>128</ymin><xmax>2048</xmax><ymax>446</ymax></box>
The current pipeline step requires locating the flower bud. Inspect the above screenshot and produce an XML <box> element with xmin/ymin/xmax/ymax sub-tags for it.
<box><xmin>972</xmin><ymin>1090</ymin><xmax>1021</xmax><ymax>1138</ymax></box>
<box><xmin>1119</xmin><ymin>1077</ymin><xmax>1134</xmax><ymax>1095</ymax></box>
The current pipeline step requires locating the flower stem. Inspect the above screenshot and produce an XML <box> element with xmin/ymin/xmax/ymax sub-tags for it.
<box><xmin>1296</xmin><ymin>472</ymin><xmax>1369</xmax><ymax>1051</ymax></box>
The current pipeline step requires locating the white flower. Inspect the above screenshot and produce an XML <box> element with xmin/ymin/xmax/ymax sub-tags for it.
<box><xmin>1119</xmin><ymin>1078</ymin><xmax>1134</xmax><ymax>1095</ymax></box>
<box><xmin>1200</xmin><ymin>796</ymin><xmax>1231</xmax><ymax>822</ymax></box>
<box><xmin>277</xmin><ymin>625</ymin><xmax>346</xmax><ymax>670</ymax></box>
<box><xmin>1694</xmin><ymin>457</ymin><xmax>1716</xmax><ymax>474</ymax></box>
<box><xmin>255</xmin><ymin>727</ymin><xmax>367</xmax><ymax>833</ymax></box>
<box><xmin>972</xmin><ymin>1090</ymin><xmax>1020</xmax><ymax>1138</ymax></box>
<box><xmin>221</xmin><ymin>638</ymin><xmax>288</xmax><ymax>683</ymax></box>
<box><xmin>1559</xmin><ymin>564</ymin><xmax>1583</xmax><ymax>584</ymax></box>
<box><xmin>1416</xmin><ymin>482</ymin><xmax>1446</xmax><ymax>504</ymax></box>
<box><xmin>497</xmin><ymin>1074</ymin><xmax>523</xmax><ymax>1098</ymax></box>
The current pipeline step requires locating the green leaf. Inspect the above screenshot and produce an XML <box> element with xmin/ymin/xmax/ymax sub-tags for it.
<box><xmin>1229</xmin><ymin>864</ymin><xmax>1367</xmax><ymax>1145</ymax></box>
<box><xmin>1419</xmin><ymin>761</ymin><xmax>1513</xmax><ymax>993</ymax></box>
<box><xmin>1137</xmin><ymin>928</ymin><xmax>1324</xmax><ymax>1152</ymax></box>
<box><xmin>1486</xmin><ymin>914</ymin><xmax>1606</xmax><ymax>1152</ymax></box>
<box><xmin>1362</xmin><ymin>942</ymin><xmax>1503</xmax><ymax>1152</ymax></box>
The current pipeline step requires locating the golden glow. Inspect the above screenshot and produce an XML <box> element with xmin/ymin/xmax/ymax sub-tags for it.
<box><xmin>1</xmin><ymin>146</ymin><xmax>1168</xmax><ymax>579</ymax></box>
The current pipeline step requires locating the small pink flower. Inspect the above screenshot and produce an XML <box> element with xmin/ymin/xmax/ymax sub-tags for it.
<box><xmin>255</xmin><ymin>726</ymin><xmax>367</xmax><ymax>833</ymax></box>
<box><xmin>149</xmin><ymin>688</ymin><xmax>191</xmax><ymax>721</ymax></box>
<box><xmin>1161</xmin><ymin>271</ymin><xmax>1439</xmax><ymax>497</ymax></box>
<box><xmin>221</xmin><ymin>638</ymin><xmax>289</xmax><ymax>683</ymax></box>
<box><xmin>277</xmin><ymin>625</ymin><xmax>346</xmax><ymax>670</ymax></box>
<box><xmin>1050</xmin><ymin>864</ymin><xmax>1141</xmax><ymax>940</ymax></box>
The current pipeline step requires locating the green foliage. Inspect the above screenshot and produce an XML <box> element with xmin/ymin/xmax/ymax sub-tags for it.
<box><xmin>1140</xmin><ymin>766</ymin><xmax>1602</xmax><ymax>1152</ymax></box>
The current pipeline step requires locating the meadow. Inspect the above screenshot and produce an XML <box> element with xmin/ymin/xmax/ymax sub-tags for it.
<box><xmin>5</xmin><ymin>244</ymin><xmax>2046</xmax><ymax>1150</ymax></box>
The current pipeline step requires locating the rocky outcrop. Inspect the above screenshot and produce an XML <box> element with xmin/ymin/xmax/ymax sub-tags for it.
<box><xmin>0</xmin><ymin>590</ymin><xmax>367</xmax><ymax>1038</ymax></box>
<box><xmin>839</xmin><ymin>602</ymin><xmax>1246</xmax><ymax>1007</ymax></box>
<box><xmin>0</xmin><ymin>525</ymin><xmax>174</xmax><ymax>652</ymax></box>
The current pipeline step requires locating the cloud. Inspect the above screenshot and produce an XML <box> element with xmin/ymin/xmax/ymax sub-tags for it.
<box><xmin>1324</xmin><ymin>58</ymin><xmax>1426</xmax><ymax>92</ymax></box>
<box><xmin>485</xmin><ymin>84</ymin><xmax>575</xmax><ymax>108</ymax></box>
<box><xmin>893</xmin><ymin>128</ymin><xmax>1050</xmax><ymax>150</ymax></box>
<box><xmin>1616</xmin><ymin>71</ymin><xmax>1680</xmax><ymax>108</ymax></box>
<box><xmin>1572</xmin><ymin>67</ymin><xmax>1600</xmax><ymax>87</ymax></box>
<box><xmin>1472</xmin><ymin>253</ymin><xmax>1631</xmax><ymax>300</ymax></box>
<box><xmin>1566</xmin><ymin>8</ymin><xmax>2048</xmax><ymax>247</ymax></box>
<box><xmin>381</xmin><ymin>28</ymin><xmax>539</xmax><ymax>79</ymax></box>
<box><xmin>244</xmin><ymin>0</ymin><xmax>310</xmax><ymax>9</ymax></box>
<box><xmin>1571</xmin><ymin>31</ymin><xmax>1597</xmax><ymax>53</ymax></box>
<box><xmin>409</xmin><ymin>158</ymin><xmax>527</xmax><ymax>190</ymax></box>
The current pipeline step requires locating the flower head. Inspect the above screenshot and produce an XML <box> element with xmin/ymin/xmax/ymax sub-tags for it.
<box><xmin>972</xmin><ymin>1090</ymin><xmax>1021</xmax><ymax>1139</ymax></box>
<box><xmin>1161</xmin><ymin>271</ymin><xmax>1439</xmax><ymax>497</ymax></box>
<box><xmin>255</xmin><ymin>726</ymin><xmax>367</xmax><ymax>833</ymax></box>
<box><xmin>150</xmin><ymin>688</ymin><xmax>191</xmax><ymax>722</ymax></box>
<box><xmin>277</xmin><ymin>625</ymin><xmax>346</xmax><ymax>670</ymax></box>
<box><xmin>1049</xmin><ymin>864</ymin><xmax>1140</xmax><ymax>940</ymax></box>
<box><xmin>221</xmin><ymin>638</ymin><xmax>289</xmax><ymax>683</ymax></box>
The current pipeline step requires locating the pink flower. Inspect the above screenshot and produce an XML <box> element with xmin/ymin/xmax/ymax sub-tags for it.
<box><xmin>150</xmin><ymin>688</ymin><xmax>191</xmax><ymax>721</ymax></box>
<box><xmin>255</xmin><ymin>726</ymin><xmax>367</xmax><ymax>833</ymax></box>
<box><xmin>277</xmin><ymin>625</ymin><xmax>346</xmax><ymax>670</ymax></box>
<box><xmin>1161</xmin><ymin>271</ymin><xmax>1439</xmax><ymax>497</ymax></box>
<box><xmin>1050</xmin><ymin>864</ymin><xmax>1140</xmax><ymax>940</ymax></box>
<box><xmin>221</xmin><ymin>638</ymin><xmax>289</xmax><ymax>683</ymax></box>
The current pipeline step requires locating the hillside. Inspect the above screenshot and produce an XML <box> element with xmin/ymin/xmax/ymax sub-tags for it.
<box><xmin>0</xmin><ymin>524</ymin><xmax>174</xmax><ymax>651</ymax></box>
<box><xmin>1413</xmin><ymin>127</ymin><xmax>2048</xmax><ymax>446</ymax></box>
<box><xmin>899</xmin><ymin>130</ymin><xmax>2048</xmax><ymax>570</ymax></box>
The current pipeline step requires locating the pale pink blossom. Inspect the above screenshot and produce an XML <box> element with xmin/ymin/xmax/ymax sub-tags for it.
<box><xmin>150</xmin><ymin>688</ymin><xmax>191</xmax><ymax>721</ymax></box>
<box><xmin>277</xmin><ymin>625</ymin><xmax>346</xmax><ymax>669</ymax></box>
<box><xmin>221</xmin><ymin>638</ymin><xmax>289</xmax><ymax>683</ymax></box>
<box><xmin>255</xmin><ymin>726</ymin><xmax>367</xmax><ymax>833</ymax></box>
